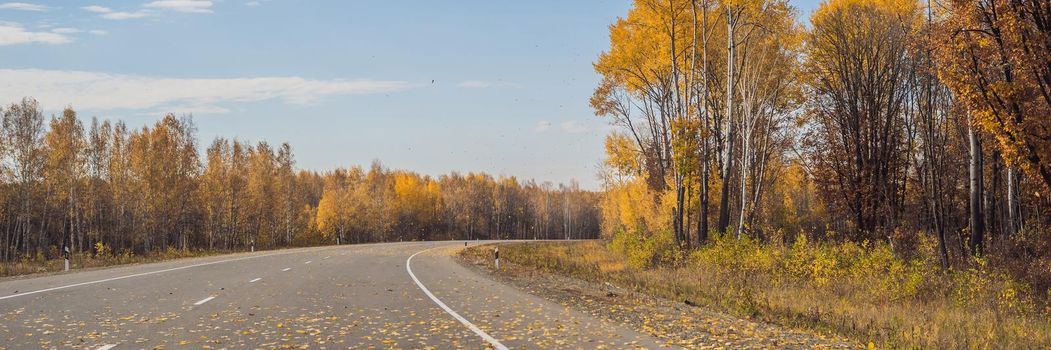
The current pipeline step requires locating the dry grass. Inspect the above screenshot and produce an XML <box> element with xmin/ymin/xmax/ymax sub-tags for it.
<box><xmin>0</xmin><ymin>246</ymin><xmax>225</xmax><ymax>278</ymax></box>
<box><xmin>466</xmin><ymin>239</ymin><xmax>1051</xmax><ymax>349</ymax></box>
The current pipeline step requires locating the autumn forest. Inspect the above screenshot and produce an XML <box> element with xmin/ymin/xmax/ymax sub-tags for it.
<box><xmin>595</xmin><ymin>0</ymin><xmax>1051</xmax><ymax>269</ymax></box>
<box><xmin>0</xmin><ymin>99</ymin><xmax>599</xmax><ymax>265</ymax></box>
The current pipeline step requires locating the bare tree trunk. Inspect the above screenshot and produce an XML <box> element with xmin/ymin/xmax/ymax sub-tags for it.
<box><xmin>987</xmin><ymin>149</ymin><xmax>1001</xmax><ymax>246</ymax></box>
<box><xmin>684</xmin><ymin>183</ymin><xmax>692</xmax><ymax>247</ymax></box>
<box><xmin>696</xmin><ymin>0</ymin><xmax>711</xmax><ymax>245</ymax></box>
<box><xmin>921</xmin><ymin>0</ymin><xmax>950</xmax><ymax>269</ymax></box>
<box><xmin>717</xmin><ymin>7</ymin><xmax>736</xmax><ymax>235</ymax></box>
<box><xmin>968</xmin><ymin>124</ymin><xmax>985</xmax><ymax>257</ymax></box>
<box><xmin>1006</xmin><ymin>166</ymin><xmax>1019</xmax><ymax>235</ymax></box>
<box><xmin>736</xmin><ymin>122</ymin><xmax>749</xmax><ymax>239</ymax></box>
<box><xmin>924</xmin><ymin>110</ymin><xmax>949</xmax><ymax>268</ymax></box>
<box><xmin>675</xmin><ymin>175</ymin><xmax>685</xmax><ymax>244</ymax></box>
<box><xmin>668</xmin><ymin>0</ymin><xmax>686</xmax><ymax>246</ymax></box>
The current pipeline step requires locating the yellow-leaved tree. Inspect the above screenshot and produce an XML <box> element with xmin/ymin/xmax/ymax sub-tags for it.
<box><xmin>934</xmin><ymin>0</ymin><xmax>1051</xmax><ymax>191</ymax></box>
<box><xmin>316</xmin><ymin>186</ymin><xmax>347</xmax><ymax>244</ymax></box>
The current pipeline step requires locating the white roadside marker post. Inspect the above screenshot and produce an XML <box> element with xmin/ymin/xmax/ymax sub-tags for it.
<box><xmin>63</xmin><ymin>245</ymin><xmax>70</xmax><ymax>272</ymax></box>
<box><xmin>494</xmin><ymin>247</ymin><xmax>499</xmax><ymax>271</ymax></box>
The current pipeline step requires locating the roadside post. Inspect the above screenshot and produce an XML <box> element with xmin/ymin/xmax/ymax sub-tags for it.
<box><xmin>494</xmin><ymin>247</ymin><xmax>500</xmax><ymax>270</ymax></box>
<box><xmin>251</xmin><ymin>239</ymin><xmax>255</xmax><ymax>252</ymax></box>
<box><xmin>63</xmin><ymin>245</ymin><xmax>70</xmax><ymax>272</ymax></box>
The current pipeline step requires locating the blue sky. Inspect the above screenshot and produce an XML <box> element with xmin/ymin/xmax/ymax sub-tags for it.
<box><xmin>0</xmin><ymin>0</ymin><xmax>819</xmax><ymax>189</ymax></box>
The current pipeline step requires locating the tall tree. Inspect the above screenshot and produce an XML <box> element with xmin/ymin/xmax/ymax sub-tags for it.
<box><xmin>2</xmin><ymin>98</ymin><xmax>46</xmax><ymax>257</ymax></box>
<box><xmin>44</xmin><ymin>107</ymin><xmax>86</xmax><ymax>253</ymax></box>
<box><xmin>86</xmin><ymin>118</ymin><xmax>112</xmax><ymax>254</ymax></box>
<box><xmin>803</xmin><ymin>0</ymin><xmax>918</xmax><ymax>239</ymax></box>
<box><xmin>732</xmin><ymin>0</ymin><xmax>799</xmax><ymax>237</ymax></box>
<box><xmin>716</xmin><ymin>0</ymin><xmax>742</xmax><ymax>235</ymax></box>
<box><xmin>968</xmin><ymin>123</ymin><xmax>985</xmax><ymax>255</ymax></box>
<box><xmin>277</xmin><ymin>143</ymin><xmax>295</xmax><ymax>245</ymax></box>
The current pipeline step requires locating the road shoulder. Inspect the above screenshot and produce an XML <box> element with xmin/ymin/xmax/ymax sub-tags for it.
<box><xmin>412</xmin><ymin>244</ymin><xmax>670</xmax><ymax>349</ymax></box>
<box><xmin>458</xmin><ymin>243</ymin><xmax>859</xmax><ymax>349</ymax></box>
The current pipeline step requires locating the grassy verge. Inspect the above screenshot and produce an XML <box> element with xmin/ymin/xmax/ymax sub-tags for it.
<box><xmin>464</xmin><ymin>239</ymin><xmax>1051</xmax><ymax>349</ymax></box>
<box><xmin>0</xmin><ymin>246</ymin><xmax>230</xmax><ymax>278</ymax></box>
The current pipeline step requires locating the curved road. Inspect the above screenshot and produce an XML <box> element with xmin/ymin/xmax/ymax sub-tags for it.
<box><xmin>0</xmin><ymin>241</ymin><xmax>664</xmax><ymax>349</ymax></box>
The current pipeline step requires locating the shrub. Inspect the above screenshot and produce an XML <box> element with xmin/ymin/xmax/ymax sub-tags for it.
<box><xmin>610</xmin><ymin>227</ymin><xmax>679</xmax><ymax>268</ymax></box>
<box><xmin>94</xmin><ymin>242</ymin><xmax>112</xmax><ymax>257</ymax></box>
<box><xmin>690</xmin><ymin>233</ymin><xmax>774</xmax><ymax>277</ymax></box>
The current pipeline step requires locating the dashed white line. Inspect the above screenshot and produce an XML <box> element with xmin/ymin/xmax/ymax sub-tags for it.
<box><xmin>193</xmin><ymin>296</ymin><xmax>216</xmax><ymax>306</ymax></box>
<box><xmin>96</xmin><ymin>345</ymin><xmax>117</xmax><ymax>350</ymax></box>
<box><xmin>281</xmin><ymin>267</ymin><xmax>291</xmax><ymax>272</ymax></box>
<box><xmin>249</xmin><ymin>278</ymin><xmax>262</xmax><ymax>283</ymax></box>
<box><xmin>406</xmin><ymin>247</ymin><xmax>509</xmax><ymax>350</ymax></box>
<box><xmin>305</xmin><ymin>260</ymin><xmax>312</xmax><ymax>264</ymax></box>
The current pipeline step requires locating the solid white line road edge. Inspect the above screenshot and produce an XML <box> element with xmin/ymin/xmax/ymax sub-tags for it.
<box><xmin>0</xmin><ymin>250</ymin><xmax>299</xmax><ymax>301</ymax></box>
<box><xmin>193</xmin><ymin>296</ymin><xmax>216</xmax><ymax>306</ymax></box>
<box><xmin>406</xmin><ymin>246</ymin><xmax>509</xmax><ymax>350</ymax></box>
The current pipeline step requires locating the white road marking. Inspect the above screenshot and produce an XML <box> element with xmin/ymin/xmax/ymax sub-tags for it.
<box><xmin>305</xmin><ymin>260</ymin><xmax>312</xmax><ymax>264</ymax></box>
<box><xmin>193</xmin><ymin>296</ymin><xmax>216</xmax><ymax>306</ymax></box>
<box><xmin>0</xmin><ymin>251</ymin><xmax>298</xmax><ymax>301</ymax></box>
<box><xmin>96</xmin><ymin>345</ymin><xmax>117</xmax><ymax>350</ymax></box>
<box><xmin>281</xmin><ymin>268</ymin><xmax>291</xmax><ymax>272</ymax></box>
<box><xmin>249</xmin><ymin>278</ymin><xmax>262</xmax><ymax>283</ymax></box>
<box><xmin>406</xmin><ymin>246</ymin><xmax>509</xmax><ymax>350</ymax></box>
<box><xmin>323</xmin><ymin>256</ymin><xmax>330</xmax><ymax>259</ymax></box>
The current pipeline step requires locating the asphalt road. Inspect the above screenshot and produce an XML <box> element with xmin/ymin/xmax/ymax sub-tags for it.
<box><xmin>0</xmin><ymin>241</ymin><xmax>665</xmax><ymax>349</ymax></box>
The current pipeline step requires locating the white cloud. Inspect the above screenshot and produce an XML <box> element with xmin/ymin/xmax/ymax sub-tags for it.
<box><xmin>82</xmin><ymin>5</ymin><xmax>152</xmax><ymax>20</ymax></box>
<box><xmin>150</xmin><ymin>103</ymin><xmax>230</xmax><ymax>115</ymax></box>
<box><xmin>560</xmin><ymin>120</ymin><xmax>588</xmax><ymax>134</ymax></box>
<box><xmin>89</xmin><ymin>29</ymin><xmax>107</xmax><ymax>35</ymax></box>
<box><xmin>101</xmin><ymin>11</ymin><xmax>152</xmax><ymax>20</ymax></box>
<box><xmin>51</xmin><ymin>27</ymin><xmax>81</xmax><ymax>34</ymax></box>
<box><xmin>535</xmin><ymin>120</ymin><xmax>551</xmax><ymax>132</ymax></box>
<box><xmin>0</xmin><ymin>69</ymin><xmax>418</xmax><ymax>114</ymax></box>
<box><xmin>81</xmin><ymin>5</ymin><xmax>111</xmax><ymax>13</ymax></box>
<box><xmin>456</xmin><ymin>80</ymin><xmax>522</xmax><ymax>89</ymax></box>
<box><xmin>144</xmin><ymin>0</ymin><xmax>213</xmax><ymax>13</ymax></box>
<box><xmin>0</xmin><ymin>23</ymin><xmax>71</xmax><ymax>45</ymax></box>
<box><xmin>0</xmin><ymin>2</ymin><xmax>47</xmax><ymax>11</ymax></box>
<box><xmin>244</xmin><ymin>1</ymin><xmax>261</xmax><ymax>6</ymax></box>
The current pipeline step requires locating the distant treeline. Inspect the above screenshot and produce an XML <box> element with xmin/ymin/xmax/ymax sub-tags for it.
<box><xmin>0</xmin><ymin>97</ymin><xmax>599</xmax><ymax>261</ymax></box>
